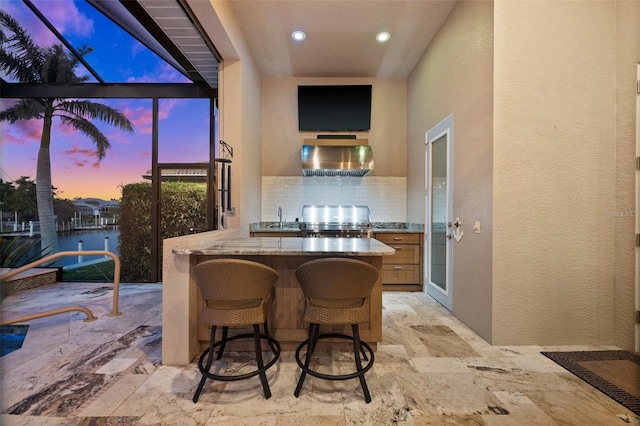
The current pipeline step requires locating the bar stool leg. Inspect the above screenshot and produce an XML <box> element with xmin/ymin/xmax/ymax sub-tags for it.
<box><xmin>253</xmin><ymin>324</ymin><xmax>272</xmax><ymax>399</ymax></box>
<box><xmin>309</xmin><ymin>323</ymin><xmax>320</xmax><ymax>355</ymax></box>
<box><xmin>263</xmin><ymin>319</ymin><xmax>278</xmax><ymax>355</ymax></box>
<box><xmin>193</xmin><ymin>325</ymin><xmax>217</xmax><ymax>403</ymax></box>
<box><xmin>352</xmin><ymin>324</ymin><xmax>371</xmax><ymax>403</ymax></box>
<box><xmin>216</xmin><ymin>326</ymin><xmax>229</xmax><ymax>360</ymax></box>
<box><xmin>294</xmin><ymin>322</ymin><xmax>318</xmax><ymax>397</ymax></box>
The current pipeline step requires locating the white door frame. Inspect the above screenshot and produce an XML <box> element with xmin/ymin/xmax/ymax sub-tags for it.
<box><xmin>425</xmin><ymin>113</ymin><xmax>454</xmax><ymax>311</ymax></box>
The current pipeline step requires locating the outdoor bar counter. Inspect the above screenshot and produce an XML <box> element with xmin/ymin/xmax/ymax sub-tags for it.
<box><xmin>161</xmin><ymin>229</ymin><xmax>395</xmax><ymax>366</ymax></box>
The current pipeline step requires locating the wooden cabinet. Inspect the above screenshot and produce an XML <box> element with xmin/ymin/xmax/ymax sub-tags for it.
<box><xmin>374</xmin><ymin>233</ymin><xmax>423</xmax><ymax>291</ymax></box>
<box><xmin>249</xmin><ymin>229</ymin><xmax>424</xmax><ymax>292</ymax></box>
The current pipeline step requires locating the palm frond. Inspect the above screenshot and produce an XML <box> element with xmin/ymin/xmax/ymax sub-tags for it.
<box><xmin>43</xmin><ymin>44</ymin><xmax>84</xmax><ymax>84</ymax></box>
<box><xmin>0</xmin><ymin>99</ymin><xmax>44</xmax><ymax>123</ymax></box>
<box><xmin>0</xmin><ymin>10</ymin><xmax>44</xmax><ymax>83</ymax></box>
<box><xmin>58</xmin><ymin>114</ymin><xmax>111</xmax><ymax>159</ymax></box>
<box><xmin>1</xmin><ymin>11</ymin><xmax>132</xmax><ymax>164</ymax></box>
<box><xmin>57</xmin><ymin>100</ymin><xmax>134</xmax><ymax>133</ymax></box>
<box><xmin>0</xmin><ymin>235</ymin><xmax>43</xmax><ymax>267</ymax></box>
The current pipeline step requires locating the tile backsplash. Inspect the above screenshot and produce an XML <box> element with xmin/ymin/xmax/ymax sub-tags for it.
<box><xmin>262</xmin><ymin>176</ymin><xmax>407</xmax><ymax>222</ymax></box>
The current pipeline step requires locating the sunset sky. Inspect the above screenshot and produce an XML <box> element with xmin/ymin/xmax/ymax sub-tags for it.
<box><xmin>0</xmin><ymin>0</ymin><xmax>211</xmax><ymax>200</ymax></box>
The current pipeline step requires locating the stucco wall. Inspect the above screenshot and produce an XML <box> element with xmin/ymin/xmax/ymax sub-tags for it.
<box><xmin>261</xmin><ymin>77</ymin><xmax>407</xmax><ymax>177</ymax></box>
<box><xmin>201</xmin><ymin>0</ymin><xmax>263</xmax><ymax>235</ymax></box>
<box><xmin>614</xmin><ymin>0</ymin><xmax>639</xmax><ymax>350</ymax></box>
<box><xmin>407</xmin><ymin>0</ymin><xmax>494</xmax><ymax>341</ymax></box>
<box><xmin>493</xmin><ymin>1</ymin><xmax>618</xmax><ymax>345</ymax></box>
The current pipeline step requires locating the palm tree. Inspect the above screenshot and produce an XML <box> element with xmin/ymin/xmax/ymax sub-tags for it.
<box><xmin>0</xmin><ymin>11</ymin><xmax>133</xmax><ymax>256</ymax></box>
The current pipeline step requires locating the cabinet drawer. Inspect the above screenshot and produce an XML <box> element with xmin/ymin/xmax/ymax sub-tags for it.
<box><xmin>375</xmin><ymin>233</ymin><xmax>420</xmax><ymax>244</ymax></box>
<box><xmin>381</xmin><ymin>264</ymin><xmax>420</xmax><ymax>285</ymax></box>
<box><xmin>382</xmin><ymin>244</ymin><xmax>420</xmax><ymax>264</ymax></box>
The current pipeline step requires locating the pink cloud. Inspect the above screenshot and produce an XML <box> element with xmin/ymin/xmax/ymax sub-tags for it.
<box><xmin>56</xmin><ymin>122</ymin><xmax>79</xmax><ymax>136</ymax></box>
<box><xmin>62</xmin><ymin>145</ymin><xmax>105</xmax><ymax>170</ymax></box>
<box><xmin>158</xmin><ymin>99</ymin><xmax>185</xmax><ymax>120</ymax></box>
<box><xmin>32</xmin><ymin>0</ymin><xmax>94</xmax><ymax>38</ymax></box>
<box><xmin>65</xmin><ymin>146</ymin><xmax>98</xmax><ymax>156</ymax></box>
<box><xmin>4</xmin><ymin>1</ymin><xmax>94</xmax><ymax>49</ymax></box>
<box><xmin>119</xmin><ymin>105</ymin><xmax>152</xmax><ymax>135</ymax></box>
<box><xmin>0</xmin><ymin>131</ymin><xmax>28</xmax><ymax>146</ymax></box>
<box><xmin>71</xmin><ymin>159</ymin><xmax>87</xmax><ymax>168</ymax></box>
<box><xmin>125</xmin><ymin>106</ymin><xmax>152</xmax><ymax>128</ymax></box>
<box><xmin>126</xmin><ymin>62</ymin><xmax>190</xmax><ymax>84</ymax></box>
<box><xmin>130</xmin><ymin>40</ymin><xmax>146</xmax><ymax>57</ymax></box>
<box><xmin>0</xmin><ymin>120</ymin><xmax>43</xmax><ymax>144</ymax></box>
<box><xmin>1</xmin><ymin>2</ymin><xmax>58</xmax><ymax>47</ymax></box>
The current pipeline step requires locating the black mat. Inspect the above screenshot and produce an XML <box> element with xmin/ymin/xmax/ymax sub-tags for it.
<box><xmin>541</xmin><ymin>350</ymin><xmax>640</xmax><ymax>416</ymax></box>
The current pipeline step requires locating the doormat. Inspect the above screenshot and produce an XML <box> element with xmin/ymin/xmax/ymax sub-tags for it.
<box><xmin>0</xmin><ymin>324</ymin><xmax>29</xmax><ymax>357</ymax></box>
<box><xmin>541</xmin><ymin>350</ymin><xmax>640</xmax><ymax>416</ymax></box>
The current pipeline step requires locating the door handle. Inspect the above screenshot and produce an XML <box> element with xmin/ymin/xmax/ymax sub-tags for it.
<box><xmin>445</xmin><ymin>234</ymin><xmax>451</xmax><ymax>239</ymax></box>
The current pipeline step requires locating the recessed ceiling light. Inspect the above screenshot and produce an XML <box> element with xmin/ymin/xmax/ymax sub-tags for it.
<box><xmin>376</xmin><ymin>32</ymin><xmax>391</xmax><ymax>43</ymax></box>
<box><xmin>291</xmin><ymin>30</ymin><xmax>306</xmax><ymax>41</ymax></box>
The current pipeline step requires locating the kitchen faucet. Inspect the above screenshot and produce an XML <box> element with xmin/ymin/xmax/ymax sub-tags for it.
<box><xmin>278</xmin><ymin>206</ymin><xmax>283</xmax><ymax>228</ymax></box>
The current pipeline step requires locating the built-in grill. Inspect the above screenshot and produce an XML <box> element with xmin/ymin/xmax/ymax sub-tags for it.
<box><xmin>300</xmin><ymin>205</ymin><xmax>372</xmax><ymax>238</ymax></box>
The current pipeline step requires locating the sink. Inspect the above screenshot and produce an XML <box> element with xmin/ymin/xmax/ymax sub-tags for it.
<box><xmin>266</xmin><ymin>223</ymin><xmax>300</xmax><ymax>230</ymax></box>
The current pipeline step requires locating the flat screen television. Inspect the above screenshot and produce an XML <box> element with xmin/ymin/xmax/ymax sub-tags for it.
<box><xmin>298</xmin><ymin>85</ymin><xmax>372</xmax><ymax>131</ymax></box>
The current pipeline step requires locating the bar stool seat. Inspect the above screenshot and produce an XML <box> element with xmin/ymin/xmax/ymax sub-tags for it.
<box><xmin>294</xmin><ymin>257</ymin><xmax>379</xmax><ymax>403</ymax></box>
<box><xmin>192</xmin><ymin>259</ymin><xmax>281</xmax><ymax>403</ymax></box>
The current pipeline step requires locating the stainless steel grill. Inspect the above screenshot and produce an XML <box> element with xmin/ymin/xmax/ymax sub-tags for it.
<box><xmin>300</xmin><ymin>205</ymin><xmax>372</xmax><ymax>238</ymax></box>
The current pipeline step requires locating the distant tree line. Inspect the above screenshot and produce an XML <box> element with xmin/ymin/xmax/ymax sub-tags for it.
<box><xmin>0</xmin><ymin>177</ymin><xmax>78</xmax><ymax>223</ymax></box>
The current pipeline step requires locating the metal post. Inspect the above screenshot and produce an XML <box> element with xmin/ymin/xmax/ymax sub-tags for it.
<box><xmin>78</xmin><ymin>240</ymin><xmax>84</xmax><ymax>263</ymax></box>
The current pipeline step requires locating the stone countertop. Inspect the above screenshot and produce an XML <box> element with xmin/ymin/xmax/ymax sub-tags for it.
<box><xmin>249</xmin><ymin>222</ymin><xmax>424</xmax><ymax>233</ymax></box>
<box><xmin>371</xmin><ymin>222</ymin><xmax>424</xmax><ymax>233</ymax></box>
<box><xmin>172</xmin><ymin>237</ymin><xmax>396</xmax><ymax>256</ymax></box>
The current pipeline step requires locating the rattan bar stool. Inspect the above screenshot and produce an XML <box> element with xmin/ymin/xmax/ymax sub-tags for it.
<box><xmin>294</xmin><ymin>257</ymin><xmax>379</xmax><ymax>403</ymax></box>
<box><xmin>192</xmin><ymin>259</ymin><xmax>281</xmax><ymax>403</ymax></box>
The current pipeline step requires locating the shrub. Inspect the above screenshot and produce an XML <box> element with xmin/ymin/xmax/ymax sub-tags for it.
<box><xmin>118</xmin><ymin>181</ymin><xmax>207</xmax><ymax>282</ymax></box>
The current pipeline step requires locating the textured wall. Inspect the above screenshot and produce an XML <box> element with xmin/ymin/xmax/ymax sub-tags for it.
<box><xmin>407</xmin><ymin>0</ymin><xmax>495</xmax><ymax>341</ymax></box>
<box><xmin>261</xmin><ymin>77</ymin><xmax>407</xmax><ymax>177</ymax></box>
<box><xmin>493</xmin><ymin>1</ymin><xmax>618</xmax><ymax>345</ymax></box>
<box><xmin>614</xmin><ymin>0</ymin><xmax>640</xmax><ymax>350</ymax></box>
<box><xmin>205</xmin><ymin>0</ymin><xmax>264</xmax><ymax>236</ymax></box>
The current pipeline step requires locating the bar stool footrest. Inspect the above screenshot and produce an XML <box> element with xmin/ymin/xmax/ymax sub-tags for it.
<box><xmin>294</xmin><ymin>333</ymin><xmax>374</xmax><ymax>381</ymax></box>
<box><xmin>198</xmin><ymin>333</ymin><xmax>281</xmax><ymax>381</ymax></box>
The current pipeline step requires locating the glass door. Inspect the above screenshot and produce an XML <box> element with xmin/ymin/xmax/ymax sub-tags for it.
<box><xmin>426</xmin><ymin>114</ymin><xmax>454</xmax><ymax>310</ymax></box>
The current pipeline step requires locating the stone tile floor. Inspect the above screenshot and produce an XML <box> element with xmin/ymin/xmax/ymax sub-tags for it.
<box><xmin>0</xmin><ymin>282</ymin><xmax>638</xmax><ymax>425</ymax></box>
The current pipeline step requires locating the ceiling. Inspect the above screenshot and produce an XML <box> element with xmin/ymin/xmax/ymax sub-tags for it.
<box><xmin>223</xmin><ymin>0</ymin><xmax>457</xmax><ymax>78</ymax></box>
<box><xmin>123</xmin><ymin>0</ymin><xmax>457</xmax><ymax>86</ymax></box>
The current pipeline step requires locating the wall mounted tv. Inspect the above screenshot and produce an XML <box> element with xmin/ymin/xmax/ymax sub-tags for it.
<box><xmin>298</xmin><ymin>85</ymin><xmax>372</xmax><ymax>131</ymax></box>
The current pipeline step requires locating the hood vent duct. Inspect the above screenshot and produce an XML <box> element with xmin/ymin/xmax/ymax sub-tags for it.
<box><xmin>301</xmin><ymin>145</ymin><xmax>374</xmax><ymax>177</ymax></box>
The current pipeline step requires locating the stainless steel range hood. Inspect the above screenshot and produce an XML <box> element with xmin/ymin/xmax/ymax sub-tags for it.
<box><xmin>301</xmin><ymin>145</ymin><xmax>374</xmax><ymax>177</ymax></box>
